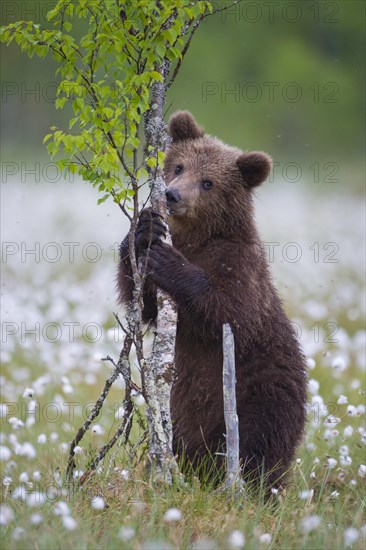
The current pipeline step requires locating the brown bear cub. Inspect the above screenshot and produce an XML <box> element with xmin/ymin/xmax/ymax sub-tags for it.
<box><xmin>118</xmin><ymin>111</ymin><xmax>307</xmax><ymax>490</ymax></box>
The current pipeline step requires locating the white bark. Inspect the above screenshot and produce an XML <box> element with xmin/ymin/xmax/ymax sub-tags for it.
<box><xmin>143</xmin><ymin>60</ymin><xmax>179</xmax><ymax>482</ymax></box>
<box><xmin>148</xmin><ymin>189</ymin><xmax>177</xmax><ymax>456</ymax></box>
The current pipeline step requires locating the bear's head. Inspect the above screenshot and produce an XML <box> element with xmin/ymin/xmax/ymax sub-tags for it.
<box><xmin>164</xmin><ymin>111</ymin><xmax>272</xmax><ymax>242</ymax></box>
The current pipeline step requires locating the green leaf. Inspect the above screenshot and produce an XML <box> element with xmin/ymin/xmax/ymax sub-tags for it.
<box><xmin>47</xmin><ymin>9</ymin><xmax>58</xmax><ymax>21</ymax></box>
<box><xmin>55</xmin><ymin>97</ymin><xmax>67</xmax><ymax>109</ymax></box>
<box><xmin>97</xmin><ymin>194</ymin><xmax>110</xmax><ymax>205</ymax></box>
<box><xmin>68</xmin><ymin>163</ymin><xmax>78</xmax><ymax>175</ymax></box>
<box><xmin>147</xmin><ymin>156</ymin><xmax>157</xmax><ymax>168</ymax></box>
<box><xmin>150</xmin><ymin>71</ymin><xmax>164</xmax><ymax>83</ymax></box>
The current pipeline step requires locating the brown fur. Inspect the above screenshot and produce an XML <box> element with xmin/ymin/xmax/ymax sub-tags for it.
<box><xmin>118</xmin><ymin>111</ymin><xmax>307</xmax><ymax>489</ymax></box>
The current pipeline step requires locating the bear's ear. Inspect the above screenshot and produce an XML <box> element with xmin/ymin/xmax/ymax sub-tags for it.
<box><xmin>236</xmin><ymin>151</ymin><xmax>272</xmax><ymax>188</ymax></box>
<box><xmin>168</xmin><ymin>111</ymin><xmax>204</xmax><ymax>142</ymax></box>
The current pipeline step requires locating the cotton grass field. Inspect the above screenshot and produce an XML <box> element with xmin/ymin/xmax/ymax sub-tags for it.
<box><xmin>1</xmin><ymin>178</ymin><xmax>365</xmax><ymax>549</ymax></box>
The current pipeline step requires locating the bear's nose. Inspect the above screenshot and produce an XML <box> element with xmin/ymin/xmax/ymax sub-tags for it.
<box><xmin>165</xmin><ymin>188</ymin><xmax>181</xmax><ymax>204</ymax></box>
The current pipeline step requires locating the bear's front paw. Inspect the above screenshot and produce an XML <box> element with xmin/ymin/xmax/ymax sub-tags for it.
<box><xmin>135</xmin><ymin>209</ymin><xmax>166</xmax><ymax>253</ymax></box>
<box><xmin>141</xmin><ymin>241</ymin><xmax>187</xmax><ymax>293</ymax></box>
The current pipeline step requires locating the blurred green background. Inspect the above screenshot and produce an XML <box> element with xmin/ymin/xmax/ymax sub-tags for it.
<box><xmin>1</xmin><ymin>0</ymin><xmax>365</xmax><ymax>190</ymax></box>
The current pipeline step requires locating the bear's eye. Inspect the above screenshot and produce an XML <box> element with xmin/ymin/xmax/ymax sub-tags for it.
<box><xmin>202</xmin><ymin>179</ymin><xmax>213</xmax><ymax>190</ymax></box>
<box><xmin>175</xmin><ymin>164</ymin><xmax>183</xmax><ymax>175</ymax></box>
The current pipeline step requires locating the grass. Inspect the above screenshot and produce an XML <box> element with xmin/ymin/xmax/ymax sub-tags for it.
<box><xmin>1</xmin><ymin>182</ymin><xmax>365</xmax><ymax>548</ymax></box>
<box><xmin>0</xmin><ymin>445</ymin><xmax>365</xmax><ymax>549</ymax></box>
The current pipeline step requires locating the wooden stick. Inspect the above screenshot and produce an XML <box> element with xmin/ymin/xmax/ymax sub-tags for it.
<box><xmin>220</xmin><ymin>323</ymin><xmax>245</xmax><ymax>495</ymax></box>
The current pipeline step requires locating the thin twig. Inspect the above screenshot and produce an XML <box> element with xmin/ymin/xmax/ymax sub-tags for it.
<box><xmin>86</xmin><ymin>407</ymin><xmax>134</xmax><ymax>477</ymax></box>
<box><xmin>66</xmin><ymin>335</ymin><xmax>133</xmax><ymax>480</ymax></box>
<box><xmin>168</xmin><ymin>15</ymin><xmax>204</xmax><ymax>88</ymax></box>
<box><xmin>101</xmin><ymin>355</ymin><xmax>142</xmax><ymax>394</ymax></box>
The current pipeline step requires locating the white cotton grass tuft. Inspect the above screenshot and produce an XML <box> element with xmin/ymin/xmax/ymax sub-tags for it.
<box><xmin>0</xmin><ymin>504</ymin><xmax>14</xmax><ymax>525</ymax></box>
<box><xmin>344</xmin><ymin>527</ymin><xmax>359</xmax><ymax>547</ymax></box>
<box><xmin>331</xmin><ymin>356</ymin><xmax>348</xmax><ymax>372</ymax></box>
<box><xmin>299</xmin><ymin>489</ymin><xmax>314</xmax><ymax>501</ymax></box>
<box><xmin>62</xmin><ymin>515</ymin><xmax>78</xmax><ymax>531</ymax></box>
<box><xmin>16</xmin><ymin>442</ymin><xmax>36</xmax><ymax>459</ymax></box>
<box><xmin>115</xmin><ymin>406</ymin><xmax>125</xmax><ymax>420</ymax></box>
<box><xmin>0</xmin><ymin>446</ymin><xmax>12</xmax><ymax>461</ymax></box>
<box><xmin>30</xmin><ymin>513</ymin><xmax>43</xmax><ymax>525</ymax></box>
<box><xmin>358</xmin><ymin>464</ymin><xmax>366</xmax><ymax>478</ymax></box>
<box><xmin>26</xmin><ymin>492</ymin><xmax>47</xmax><ymax>507</ymax></box>
<box><xmin>306</xmin><ymin>357</ymin><xmax>316</xmax><ymax>370</ymax></box>
<box><xmin>37</xmin><ymin>434</ymin><xmax>47</xmax><ymax>444</ymax></box>
<box><xmin>340</xmin><ymin>455</ymin><xmax>352</xmax><ymax>467</ymax></box>
<box><xmin>324</xmin><ymin>415</ymin><xmax>341</xmax><ymax>425</ymax></box>
<box><xmin>259</xmin><ymin>533</ymin><xmax>272</xmax><ymax>545</ymax></box>
<box><xmin>301</xmin><ymin>515</ymin><xmax>321</xmax><ymax>533</ymax></box>
<box><xmin>134</xmin><ymin>394</ymin><xmax>145</xmax><ymax>406</ymax></box>
<box><xmin>326</xmin><ymin>458</ymin><xmax>337</xmax><ymax>469</ymax></box>
<box><xmin>91</xmin><ymin>496</ymin><xmax>105</xmax><ymax>510</ymax></box>
<box><xmin>62</xmin><ymin>383</ymin><xmax>74</xmax><ymax>395</ymax></box>
<box><xmin>53</xmin><ymin>501</ymin><xmax>70</xmax><ymax>516</ymax></box>
<box><xmin>60</xmin><ymin>442</ymin><xmax>69</xmax><ymax>453</ymax></box>
<box><xmin>339</xmin><ymin>445</ymin><xmax>349</xmax><ymax>457</ymax></box>
<box><xmin>343</xmin><ymin>425</ymin><xmax>354</xmax><ymax>438</ymax></box>
<box><xmin>228</xmin><ymin>530</ymin><xmax>245</xmax><ymax>549</ymax></box>
<box><xmin>308</xmin><ymin>379</ymin><xmax>319</xmax><ymax>394</ymax></box>
<box><xmin>337</xmin><ymin>394</ymin><xmax>348</xmax><ymax>404</ymax></box>
<box><xmin>22</xmin><ymin>387</ymin><xmax>35</xmax><ymax>398</ymax></box>
<box><xmin>163</xmin><ymin>508</ymin><xmax>183</xmax><ymax>522</ymax></box>
<box><xmin>347</xmin><ymin>405</ymin><xmax>358</xmax><ymax>417</ymax></box>
<box><xmin>12</xmin><ymin>527</ymin><xmax>25</xmax><ymax>540</ymax></box>
<box><xmin>91</xmin><ymin>424</ymin><xmax>104</xmax><ymax>435</ymax></box>
<box><xmin>8</xmin><ymin>417</ymin><xmax>24</xmax><ymax>429</ymax></box>
<box><xmin>12</xmin><ymin>486</ymin><xmax>27</xmax><ymax>502</ymax></box>
<box><xmin>119</xmin><ymin>526</ymin><xmax>136</xmax><ymax>541</ymax></box>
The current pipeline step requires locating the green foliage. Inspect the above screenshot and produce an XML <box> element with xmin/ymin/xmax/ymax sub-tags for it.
<box><xmin>0</xmin><ymin>0</ymin><xmax>212</xmax><ymax>203</ymax></box>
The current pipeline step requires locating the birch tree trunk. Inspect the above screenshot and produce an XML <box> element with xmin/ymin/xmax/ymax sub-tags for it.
<box><xmin>143</xmin><ymin>59</ymin><xmax>179</xmax><ymax>481</ymax></box>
